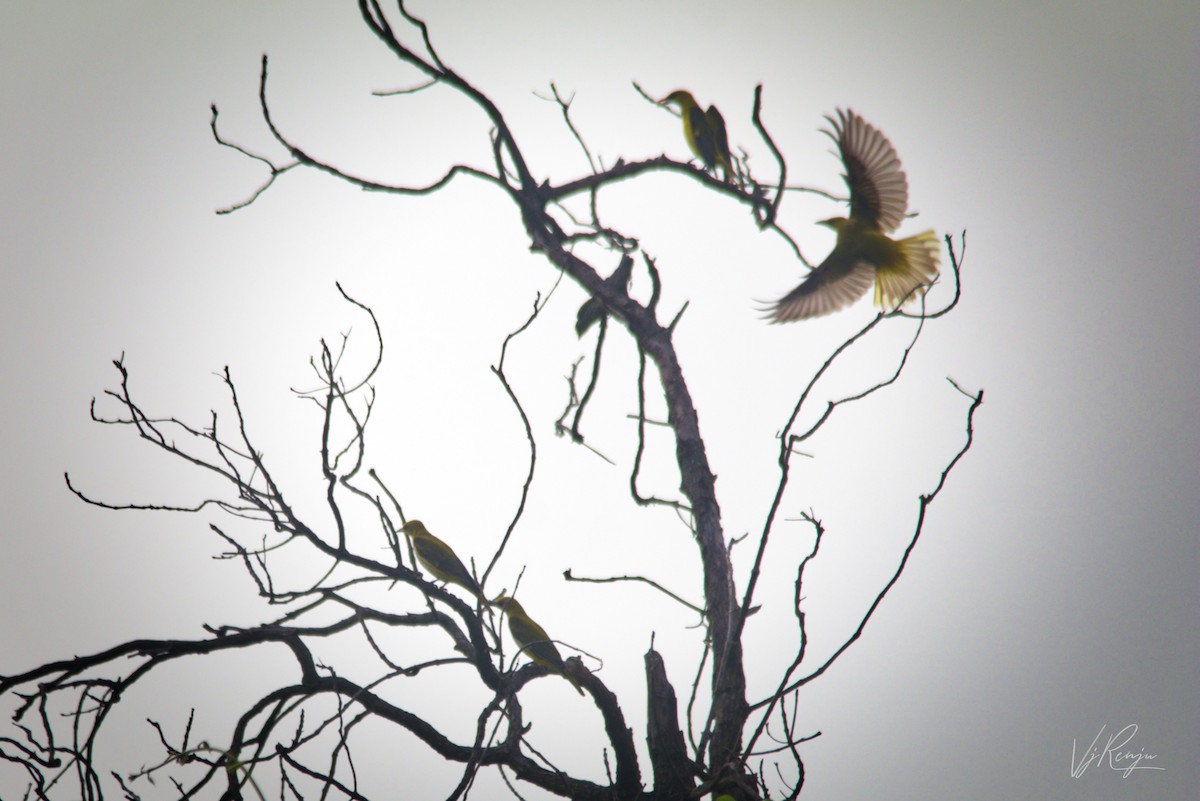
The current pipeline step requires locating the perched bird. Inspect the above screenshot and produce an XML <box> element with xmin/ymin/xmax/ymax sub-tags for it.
<box><xmin>766</xmin><ymin>108</ymin><xmax>940</xmax><ymax>322</ymax></box>
<box><xmin>491</xmin><ymin>595</ymin><xmax>584</xmax><ymax>695</ymax></box>
<box><xmin>660</xmin><ymin>90</ymin><xmax>734</xmax><ymax>183</ymax></box>
<box><xmin>401</xmin><ymin>520</ymin><xmax>485</xmax><ymax>602</ymax></box>
<box><xmin>575</xmin><ymin>255</ymin><xmax>634</xmax><ymax>336</ymax></box>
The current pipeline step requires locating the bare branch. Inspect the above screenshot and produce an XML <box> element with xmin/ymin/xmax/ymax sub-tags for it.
<box><xmin>481</xmin><ymin>294</ymin><xmax>551</xmax><ymax>588</ymax></box>
<box><xmin>754</xmin><ymin>382</ymin><xmax>984</xmax><ymax>707</ymax></box>
<box><xmin>6</xmin><ymin>7</ymin><xmax>981</xmax><ymax>798</ymax></box>
<box><xmin>562</xmin><ymin>568</ymin><xmax>704</xmax><ymax>616</ymax></box>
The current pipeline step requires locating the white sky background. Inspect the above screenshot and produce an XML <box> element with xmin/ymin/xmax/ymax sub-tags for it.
<box><xmin>2</xmin><ymin>1</ymin><xmax>1197</xmax><ymax>799</ymax></box>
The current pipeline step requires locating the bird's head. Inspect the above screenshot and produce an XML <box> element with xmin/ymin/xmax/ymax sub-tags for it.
<box><xmin>401</xmin><ymin>520</ymin><xmax>428</xmax><ymax>537</ymax></box>
<box><xmin>818</xmin><ymin>217</ymin><xmax>850</xmax><ymax>231</ymax></box>
<box><xmin>659</xmin><ymin>90</ymin><xmax>697</xmax><ymax>110</ymax></box>
<box><xmin>490</xmin><ymin>595</ymin><xmax>524</xmax><ymax>616</ymax></box>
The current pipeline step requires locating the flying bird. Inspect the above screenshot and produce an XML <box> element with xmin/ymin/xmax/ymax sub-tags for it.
<box><xmin>575</xmin><ymin>255</ymin><xmax>634</xmax><ymax>336</ymax></box>
<box><xmin>491</xmin><ymin>595</ymin><xmax>584</xmax><ymax>695</ymax></box>
<box><xmin>402</xmin><ymin>520</ymin><xmax>486</xmax><ymax>602</ymax></box>
<box><xmin>660</xmin><ymin>90</ymin><xmax>734</xmax><ymax>183</ymax></box>
<box><xmin>765</xmin><ymin>108</ymin><xmax>940</xmax><ymax>322</ymax></box>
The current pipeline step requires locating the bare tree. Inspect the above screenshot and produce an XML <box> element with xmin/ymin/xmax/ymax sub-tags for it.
<box><xmin>0</xmin><ymin>3</ymin><xmax>981</xmax><ymax>800</ymax></box>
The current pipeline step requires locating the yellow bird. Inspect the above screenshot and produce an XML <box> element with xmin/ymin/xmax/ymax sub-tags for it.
<box><xmin>766</xmin><ymin>108</ymin><xmax>940</xmax><ymax>322</ymax></box>
<box><xmin>491</xmin><ymin>595</ymin><xmax>584</xmax><ymax>695</ymax></box>
<box><xmin>660</xmin><ymin>90</ymin><xmax>734</xmax><ymax>183</ymax></box>
<box><xmin>401</xmin><ymin>520</ymin><xmax>485</xmax><ymax>602</ymax></box>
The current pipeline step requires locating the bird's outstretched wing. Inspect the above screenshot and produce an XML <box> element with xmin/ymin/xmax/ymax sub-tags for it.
<box><xmin>766</xmin><ymin>258</ymin><xmax>875</xmax><ymax>322</ymax></box>
<box><xmin>826</xmin><ymin>108</ymin><xmax>909</xmax><ymax>232</ymax></box>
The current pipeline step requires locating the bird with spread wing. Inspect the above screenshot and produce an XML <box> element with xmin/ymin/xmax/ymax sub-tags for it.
<box><xmin>766</xmin><ymin>109</ymin><xmax>940</xmax><ymax>322</ymax></box>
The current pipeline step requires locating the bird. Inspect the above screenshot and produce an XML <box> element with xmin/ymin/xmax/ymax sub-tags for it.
<box><xmin>660</xmin><ymin>90</ymin><xmax>734</xmax><ymax>183</ymax></box>
<box><xmin>401</xmin><ymin>520</ymin><xmax>486</xmax><ymax>602</ymax></box>
<box><xmin>491</xmin><ymin>595</ymin><xmax>584</xmax><ymax>695</ymax></box>
<box><xmin>765</xmin><ymin>108</ymin><xmax>940</xmax><ymax>322</ymax></box>
<box><xmin>575</xmin><ymin>255</ymin><xmax>634</xmax><ymax>336</ymax></box>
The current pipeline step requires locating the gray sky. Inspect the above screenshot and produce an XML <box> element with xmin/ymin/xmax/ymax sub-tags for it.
<box><xmin>2</xmin><ymin>2</ymin><xmax>1197</xmax><ymax>799</ymax></box>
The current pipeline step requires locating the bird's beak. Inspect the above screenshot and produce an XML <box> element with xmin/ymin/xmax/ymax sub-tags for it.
<box><xmin>817</xmin><ymin>217</ymin><xmax>852</xmax><ymax>232</ymax></box>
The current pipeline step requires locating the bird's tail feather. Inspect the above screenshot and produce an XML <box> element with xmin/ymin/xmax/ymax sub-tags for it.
<box><xmin>875</xmin><ymin>230</ymin><xmax>940</xmax><ymax>309</ymax></box>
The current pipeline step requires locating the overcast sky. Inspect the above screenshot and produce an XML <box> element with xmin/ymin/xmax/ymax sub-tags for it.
<box><xmin>2</xmin><ymin>2</ymin><xmax>1197</xmax><ymax>799</ymax></box>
